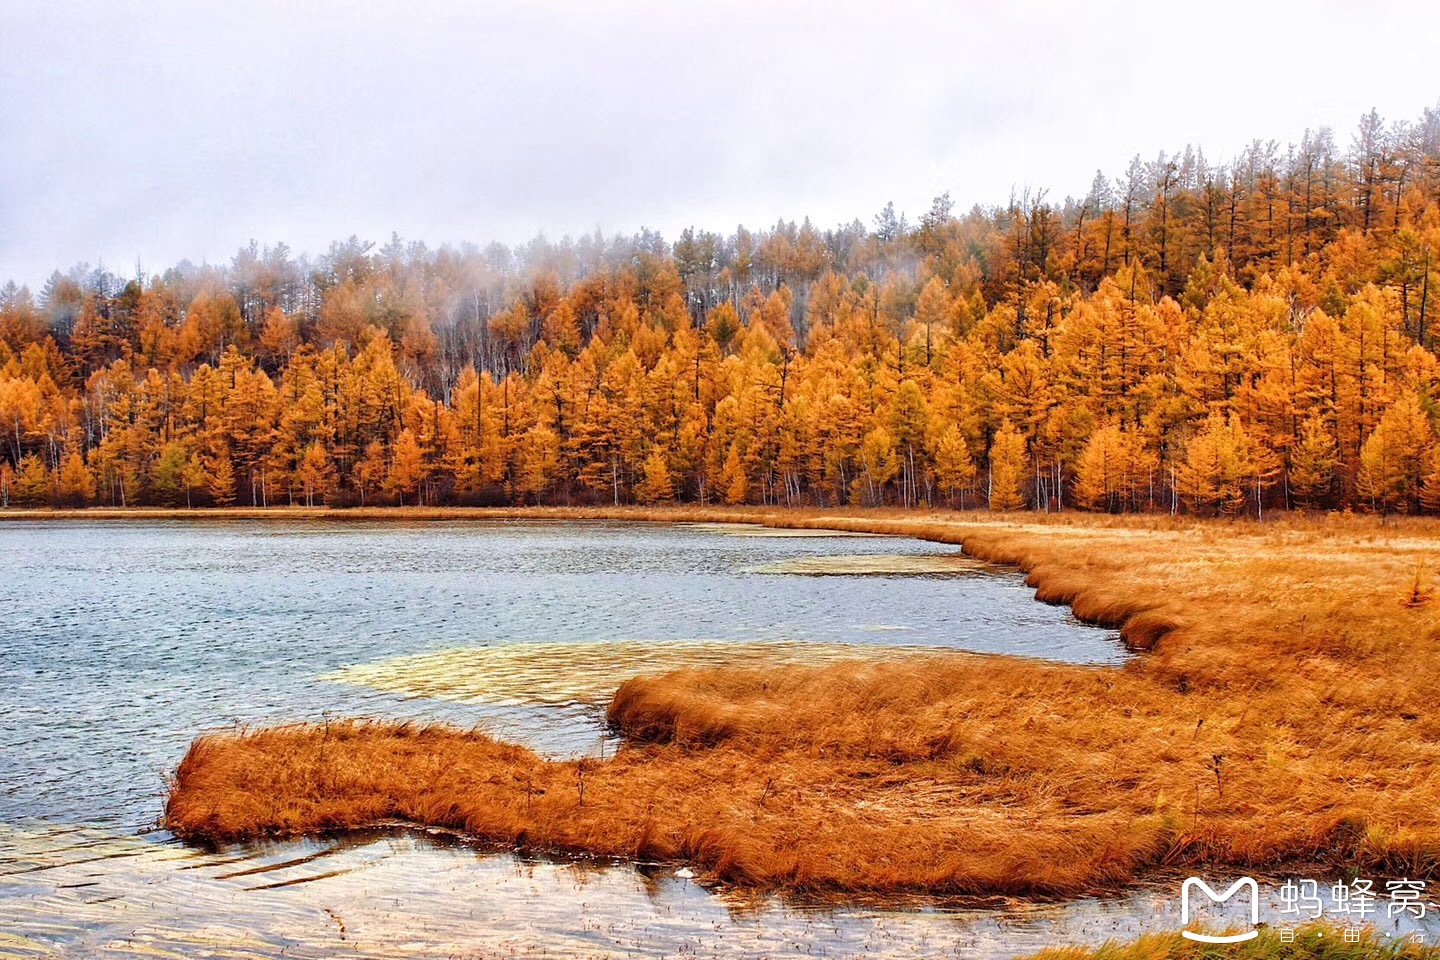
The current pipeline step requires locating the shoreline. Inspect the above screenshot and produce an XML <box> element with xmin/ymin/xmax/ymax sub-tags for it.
<box><xmin>159</xmin><ymin>508</ymin><xmax>1440</xmax><ymax>898</ymax></box>
<box><xmin>8</xmin><ymin>502</ymin><xmax>1440</xmax><ymax>528</ymax></box>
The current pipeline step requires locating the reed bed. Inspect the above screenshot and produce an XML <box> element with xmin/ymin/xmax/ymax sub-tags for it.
<box><xmin>163</xmin><ymin>507</ymin><xmax>1440</xmax><ymax>897</ymax></box>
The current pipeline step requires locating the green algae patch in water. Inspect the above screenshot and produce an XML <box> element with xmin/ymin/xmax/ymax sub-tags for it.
<box><xmin>322</xmin><ymin>640</ymin><xmax>925</xmax><ymax>707</ymax></box>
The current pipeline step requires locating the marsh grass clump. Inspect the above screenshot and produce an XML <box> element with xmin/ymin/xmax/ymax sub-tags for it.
<box><xmin>165</xmin><ymin>507</ymin><xmax>1440</xmax><ymax>897</ymax></box>
<box><xmin>1404</xmin><ymin>561</ymin><xmax>1434</xmax><ymax>608</ymax></box>
<box><xmin>166</xmin><ymin>721</ymin><xmax>548</xmax><ymax>844</ymax></box>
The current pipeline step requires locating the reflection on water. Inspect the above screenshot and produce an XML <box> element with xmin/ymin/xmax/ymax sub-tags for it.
<box><xmin>744</xmin><ymin>554</ymin><xmax>991</xmax><ymax>575</ymax></box>
<box><xmin>325</xmin><ymin>639</ymin><xmax>941</xmax><ymax>707</ymax></box>
<box><xmin>679</xmin><ymin>522</ymin><xmax>884</xmax><ymax>538</ymax></box>
<box><xmin>0</xmin><ymin>518</ymin><xmax>1128</xmax><ymax>958</ymax></box>
<box><xmin>8</xmin><ymin>822</ymin><xmax>1435</xmax><ymax>960</ymax></box>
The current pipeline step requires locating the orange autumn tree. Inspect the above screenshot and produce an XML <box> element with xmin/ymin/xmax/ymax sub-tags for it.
<box><xmin>987</xmin><ymin>421</ymin><xmax>1029</xmax><ymax>511</ymax></box>
<box><xmin>634</xmin><ymin>448</ymin><xmax>675</xmax><ymax>504</ymax></box>
<box><xmin>385</xmin><ymin>430</ymin><xmax>425</xmax><ymax>506</ymax></box>
<box><xmin>931</xmin><ymin>424</ymin><xmax>975</xmax><ymax>507</ymax></box>
<box><xmin>1176</xmin><ymin>413</ymin><xmax>1281</xmax><ymax>517</ymax></box>
<box><xmin>1</xmin><ymin>106</ymin><xmax>1439</xmax><ymax>514</ymax></box>
<box><xmin>1356</xmin><ymin>391</ymin><xmax>1434</xmax><ymax>512</ymax></box>
<box><xmin>1073</xmin><ymin>423</ymin><xmax>1155</xmax><ymax>513</ymax></box>
<box><xmin>1289</xmin><ymin>416</ymin><xmax>1339</xmax><ymax>508</ymax></box>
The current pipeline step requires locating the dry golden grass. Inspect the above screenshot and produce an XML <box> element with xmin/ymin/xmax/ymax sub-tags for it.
<box><xmin>160</xmin><ymin>507</ymin><xmax>1440</xmax><ymax>898</ymax></box>
<box><xmin>1022</xmin><ymin>926</ymin><xmax>1436</xmax><ymax>960</ymax></box>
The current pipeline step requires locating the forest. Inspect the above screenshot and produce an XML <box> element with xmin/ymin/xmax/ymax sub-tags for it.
<box><xmin>3</xmin><ymin>106</ymin><xmax>1440</xmax><ymax>515</ymax></box>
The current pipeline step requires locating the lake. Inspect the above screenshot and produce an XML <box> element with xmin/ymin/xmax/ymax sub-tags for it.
<box><xmin>6</xmin><ymin>517</ymin><xmax>1377</xmax><ymax>958</ymax></box>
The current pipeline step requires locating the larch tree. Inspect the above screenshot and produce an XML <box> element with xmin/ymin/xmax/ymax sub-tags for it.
<box><xmin>514</xmin><ymin>425</ymin><xmax>560</xmax><ymax>504</ymax></box>
<box><xmin>152</xmin><ymin>442</ymin><xmax>196</xmax><ymax>507</ymax></box>
<box><xmin>1176</xmin><ymin>412</ymin><xmax>1280</xmax><ymax>516</ymax></box>
<box><xmin>987</xmin><ymin>420</ymin><xmax>1029</xmax><ymax>511</ymax></box>
<box><xmin>1421</xmin><ymin>445</ymin><xmax>1440</xmax><ymax>513</ymax></box>
<box><xmin>1073</xmin><ymin>423</ymin><xmax>1140</xmax><ymax>512</ymax></box>
<box><xmin>298</xmin><ymin>441</ymin><xmax>337</xmax><ymax>507</ymax></box>
<box><xmin>635</xmin><ymin>448</ymin><xmax>675</xmax><ymax>504</ymax></box>
<box><xmin>720</xmin><ymin>443</ymin><xmax>748</xmax><ymax>505</ymax></box>
<box><xmin>56</xmin><ymin>451</ymin><xmax>94</xmax><ymax>505</ymax></box>
<box><xmin>931</xmin><ymin>423</ymin><xmax>976</xmax><ymax>508</ymax></box>
<box><xmin>913</xmin><ymin>275</ymin><xmax>951</xmax><ymax>366</ymax></box>
<box><xmin>854</xmin><ymin>426</ymin><xmax>898</xmax><ymax>506</ymax></box>
<box><xmin>1356</xmin><ymin>391</ymin><xmax>1434</xmax><ymax>512</ymax></box>
<box><xmin>206</xmin><ymin>452</ymin><xmax>237</xmax><ymax>506</ymax></box>
<box><xmin>354</xmin><ymin>440</ymin><xmax>388</xmax><ymax>506</ymax></box>
<box><xmin>1289</xmin><ymin>415</ymin><xmax>1339</xmax><ymax>508</ymax></box>
<box><xmin>386</xmin><ymin>429</ymin><xmax>426</xmax><ymax>506</ymax></box>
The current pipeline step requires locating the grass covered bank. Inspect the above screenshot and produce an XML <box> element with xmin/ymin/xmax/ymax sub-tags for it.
<box><xmin>156</xmin><ymin>507</ymin><xmax>1440</xmax><ymax>897</ymax></box>
<box><xmin>1023</xmin><ymin>927</ymin><xmax>1436</xmax><ymax>960</ymax></box>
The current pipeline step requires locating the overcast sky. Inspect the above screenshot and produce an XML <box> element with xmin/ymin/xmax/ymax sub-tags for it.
<box><xmin>2</xmin><ymin>0</ymin><xmax>1437</xmax><ymax>290</ymax></box>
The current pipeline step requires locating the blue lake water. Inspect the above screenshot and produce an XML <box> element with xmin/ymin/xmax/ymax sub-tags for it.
<box><xmin>17</xmin><ymin>517</ymin><xmax>1357</xmax><ymax>959</ymax></box>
